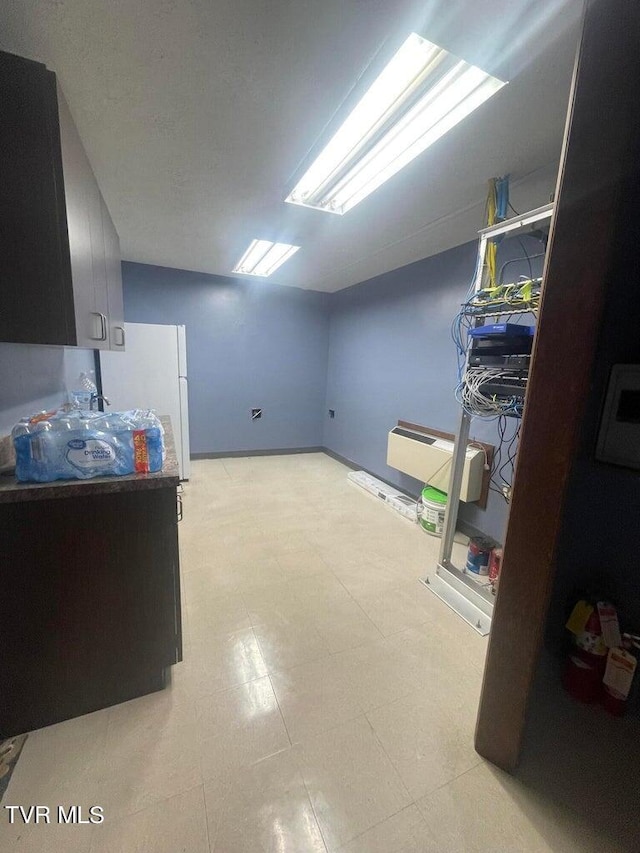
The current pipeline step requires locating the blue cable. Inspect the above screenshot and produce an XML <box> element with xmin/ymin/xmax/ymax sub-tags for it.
<box><xmin>496</xmin><ymin>175</ymin><xmax>510</xmax><ymax>221</ymax></box>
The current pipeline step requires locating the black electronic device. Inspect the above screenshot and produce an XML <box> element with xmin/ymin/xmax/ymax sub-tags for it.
<box><xmin>470</xmin><ymin>335</ymin><xmax>533</xmax><ymax>356</ymax></box>
<box><xmin>481</xmin><ymin>377</ymin><xmax>528</xmax><ymax>399</ymax></box>
<box><xmin>468</xmin><ymin>354</ymin><xmax>531</xmax><ymax>369</ymax></box>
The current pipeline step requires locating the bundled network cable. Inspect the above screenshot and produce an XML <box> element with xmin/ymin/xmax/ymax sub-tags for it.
<box><xmin>484</xmin><ymin>176</ymin><xmax>509</xmax><ymax>288</ymax></box>
<box><xmin>462</xmin><ymin>277</ymin><xmax>542</xmax><ymax>315</ymax></box>
<box><xmin>488</xmin><ymin>416</ymin><xmax>522</xmax><ymax>502</ymax></box>
<box><xmin>455</xmin><ymin>367</ymin><xmax>525</xmax><ymax>419</ymax></box>
<box><xmin>450</xmin><ymin>278</ymin><xmax>539</xmax><ymax>381</ymax></box>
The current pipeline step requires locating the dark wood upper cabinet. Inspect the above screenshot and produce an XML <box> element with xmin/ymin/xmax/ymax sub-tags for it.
<box><xmin>0</xmin><ymin>50</ymin><xmax>124</xmax><ymax>349</ymax></box>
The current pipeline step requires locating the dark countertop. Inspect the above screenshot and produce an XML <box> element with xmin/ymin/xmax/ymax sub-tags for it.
<box><xmin>0</xmin><ymin>416</ymin><xmax>180</xmax><ymax>504</ymax></box>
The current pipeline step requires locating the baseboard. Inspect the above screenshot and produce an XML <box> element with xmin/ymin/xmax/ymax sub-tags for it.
<box><xmin>191</xmin><ymin>446</ymin><xmax>324</xmax><ymax>460</ymax></box>
<box><xmin>323</xmin><ymin>450</ymin><xmax>497</xmax><ymax>539</ymax></box>
<box><xmin>456</xmin><ymin>517</ymin><xmax>489</xmax><ymax>542</ymax></box>
<box><xmin>321</xmin><ymin>447</ymin><xmax>420</xmax><ymax>499</ymax></box>
<box><xmin>320</xmin><ymin>446</ymin><xmax>361</xmax><ymax>470</ymax></box>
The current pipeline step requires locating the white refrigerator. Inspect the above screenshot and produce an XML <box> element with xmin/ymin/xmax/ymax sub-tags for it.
<box><xmin>99</xmin><ymin>322</ymin><xmax>190</xmax><ymax>480</ymax></box>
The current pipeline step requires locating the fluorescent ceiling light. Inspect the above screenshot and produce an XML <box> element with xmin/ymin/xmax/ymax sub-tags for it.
<box><xmin>232</xmin><ymin>239</ymin><xmax>300</xmax><ymax>277</ymax></box>
<box><xmin>285</xmin><ymin>33</ymin><xmax>506</xmax><ymax>215</ymax></box>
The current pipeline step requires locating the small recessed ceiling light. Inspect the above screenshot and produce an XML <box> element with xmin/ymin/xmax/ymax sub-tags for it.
<box><xmin>232</xmin><ymin>239</ymin><xmax>301</xmax><ymax>277</ymax></box>
<box><xmin>285</xmin><ymin>33</ymin><xmax>506</xmax><ymax>215</ymax></box>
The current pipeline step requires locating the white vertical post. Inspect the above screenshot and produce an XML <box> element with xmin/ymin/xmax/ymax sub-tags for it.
<box><xmin>437</xmin><ymin>232</ymin><xmax>487</xmax><ymax>566</ymax></box>
<box><xmin>438</xmin><ymin>408</ymin><xmax>471</xmax><ymax>566</ymax></box>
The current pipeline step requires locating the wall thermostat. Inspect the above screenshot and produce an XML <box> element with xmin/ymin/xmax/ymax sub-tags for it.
<box><xmin>596</xmin><ymin>364</ymin><xmax>640</xmax><ymax>469</ymax></box>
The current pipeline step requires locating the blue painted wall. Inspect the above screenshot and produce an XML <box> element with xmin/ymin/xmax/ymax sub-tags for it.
<box><xmin>122</xmin><ymin>262</ymin><xmax>331</xmax><ymax>454</ymax></box>
<box><xmin>324</xmin><ymin>237</ymin><xmax>544</xmax><ymax>543</ymax></box>
<box><xmin>0</xmin><ymin>343</ymin><xmax>94</xmax><ymax>435</ymax></box>
<box><xmin>122</xmin><ymin>238</ymin><xmax>542</xmax><ymax>544</ymax></box>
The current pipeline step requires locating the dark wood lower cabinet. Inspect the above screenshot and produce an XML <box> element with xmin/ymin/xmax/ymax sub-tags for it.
<box><xmin>0</xmin><ymin>486</ymin><xmax>182</xmax><ymax>736</ymax></box>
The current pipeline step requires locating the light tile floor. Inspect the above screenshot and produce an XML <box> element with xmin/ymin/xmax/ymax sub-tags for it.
<box><xmin>0</xmin><ymin>454</ymin><xmax>625</xmax><ymax>851</ymax></box>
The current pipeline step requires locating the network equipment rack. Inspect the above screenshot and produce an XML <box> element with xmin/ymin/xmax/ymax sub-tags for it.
<box><xmin>421</xmin><ymin>203</ymin><xmax>554</xmax><ymax>635</ymax></box>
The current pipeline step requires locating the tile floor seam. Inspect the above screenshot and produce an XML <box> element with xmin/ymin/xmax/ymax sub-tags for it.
<box><xmin>414</xmin><ymin>756</ymin><xmax>486</xmax><ymax>807</ymax></box>
<box><xmin>289</xmin><ymin>747</ymin><xmax>332</xmax><ymax>853</ymax></box>
<box><xmin>319</xmin><ymin>566</ymin><xmax>376</xmax><ymax>610</ymax></box>
<box><xmin>204</xmin><ymin>744</ymin><xmax>330</xmax><ymax>853</ymax></box>
<box><xmin>267</xmin><ymin>673</ymin><xmax>294</xmax><ymax>749</ymax></box>
<box><xmin>191</xmin><ymin>671</ymin><xmax>268</xmax><ymax>703</ymax></box>
<box><xmin>350</xmin><ymin>683</ymin><xmax>416</xmax><ymax>717</ymax></box>
<box><xmin>360</xmin><ymin>681</ymin><xmax>429</xmax><ymax>719</ymax></box>
<box><xmin>239</xmin><ymin>569</ymin><xmax>340</xmax><ymax>622</ymax></box>
<box><xmin>292</xmin><ymin>707</ymin><xmax>368</xmax><ymax>748</ymax></box>
<box><xmin>370</xmin><ymin>616</ymin><xmax>433</xmax><ymax>641</ymax></box>
<box><xmin>186</xmin><ymin>626</ymin><xmax>269</xmax><ymax>702</ymax></box>
<box><xmin>200</xmin><ymin>744</ymin><xmax>293</xmax><ymax>787</ymax></box>
<box><xmin>330</xmin><ymin>802</ymin><xmax>424</xmax><ymax>853</ymax></box>
<box><xmin>202</xmin><ymin>777</ymin><xmax>224</xmax><ymax>853</ymax></box>
<box><xmin>290</xmin><ymin>713</ymin><xmax>418</xmax><ymax>851</ymax></box>
<box><xmin>97</xmin><ymin>779</ymin><xmax>205</xmax><ymax>829</ymax></box>
<box><xmin>276</xmin><ymin>568</ymin><xmax>385</xmax><ymax>655</ymax></box>
<box><xmin>361</xmin><ymin>709</ymin><xmax>415</xmax><ymax>804</ymax></box>
<box><xmin>333</xmin><ymin>583</ymin><xmax>388</xmax><ymax>640</ymax></box>
<box><xmin>324</xmin><ymin>633</ymin><xmax>384</xmax><ymax>659</ymax></box>
<box><xmin>251</xmin><ymin>624</ymin><xmax>331</xmax><ymax>672</ymax></box>
<box><xmin>300</xmin><ymin>779</ymin><xmax>331</xmax><ymax>853</ymax></box>
<box><xmin>199</xmin><ymin>782</ymin><xmax>214</xmax><ymax>853</ymax></box>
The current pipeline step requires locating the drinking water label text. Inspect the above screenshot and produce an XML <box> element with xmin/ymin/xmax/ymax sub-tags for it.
<box><xmin>66</xmin><ymin>439</ymin><xmax>115</xmax><ymax>471</ymax></box>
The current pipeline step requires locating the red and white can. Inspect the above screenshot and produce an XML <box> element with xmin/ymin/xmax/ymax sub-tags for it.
<box><xmin>466</xmin><ymin>537</ymin><xmax>493</xmax><ymax>575</ymax></box>
<box><xmin>488</xmin><ymin>547</ymin><xmax>502</xmax><ymax>583</ymax></box>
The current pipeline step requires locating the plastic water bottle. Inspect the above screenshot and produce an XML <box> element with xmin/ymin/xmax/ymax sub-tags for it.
<box><xmin>72</xmin><ymin>372</ymin><xmax>98</xmax><ymax>411</ymax></box>
<box><xmin>11</xmin><ymin>418</ymin><xmax>31</xmax><ymax>439</ymax></box>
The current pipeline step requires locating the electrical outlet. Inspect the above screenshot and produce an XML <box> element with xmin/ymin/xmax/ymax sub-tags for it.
<box><xmin>502</xmin><ymin>484</ymin><xmax>511</xmax><ymax>501</ymax></box>
<box><xmin>251</xmin><ymin>408</ymin><xmax>262</xmax><ymax>420</ymax></box>
<box><xmin>328</xmin><ymin>409</ymin><xmax>335</xmax><ymax>419</ymax></box>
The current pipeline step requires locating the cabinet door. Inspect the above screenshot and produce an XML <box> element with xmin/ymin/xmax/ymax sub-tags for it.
<box><xmin>0</xmin><ymin>486</ymin><xmax>182</xmax><ymax>734</ymax></box>
<box><xmin>56</xmin><ymin>84</ymin><xmax>105</xmax><ymax>347</ymax></box>
<box><xmin>0</xmin><ymin>51</ymin><xmax>123</xmax><ymax>349</ymax></box>
<box><xmin>0</xmin><ymin>53</ymin><xmax>76</xmax><ymax>345</ymax></box>
<box><xmin>102</xmin><ymin>198</ymin><xmax>125</xmax><ymax>350</ymax></box>
<box><xmin>86</xmin><ymin>175</ymin><xmax>109</xmax><ymax>350</ymax></box>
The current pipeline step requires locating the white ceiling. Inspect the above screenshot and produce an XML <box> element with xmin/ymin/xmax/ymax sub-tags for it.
<box><xmin>0</xmin><ymin>0</ymin><xmax>583</xmax><ymax>291</ymax></box>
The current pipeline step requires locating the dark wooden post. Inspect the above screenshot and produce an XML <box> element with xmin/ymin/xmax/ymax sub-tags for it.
<box><xmin>475</xmin><ymin>0</ymin><xmax>640</xmax><ymax>770</ymax></box>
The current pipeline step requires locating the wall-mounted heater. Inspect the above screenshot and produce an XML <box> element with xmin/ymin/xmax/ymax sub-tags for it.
<box><xmin>386</xmin><ymin>426</ymin><xmax>484</xmax><ymax>501</ymax></box>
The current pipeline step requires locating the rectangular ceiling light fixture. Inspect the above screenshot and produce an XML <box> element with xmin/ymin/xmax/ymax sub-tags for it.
<box><xmin>285</xmin><ymin>34</ymin><xmax>506</xmax><ymax>215</ymax></box>
<box><xmin>232</xmin><ymin>239</ymin><xmax>300</xmax><ymax>277</ymax></box>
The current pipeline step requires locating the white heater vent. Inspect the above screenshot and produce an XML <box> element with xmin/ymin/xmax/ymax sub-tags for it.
<box><xmin>386</xmin><ymin>426</ymin><xmax>483</xmax><ymax>502</ymax></box>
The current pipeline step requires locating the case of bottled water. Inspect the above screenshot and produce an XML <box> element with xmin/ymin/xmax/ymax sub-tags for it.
<box><xmin>12</xmin><ymin>409</ymin><xmax>165</xmax><ymax>483</ymax></box>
